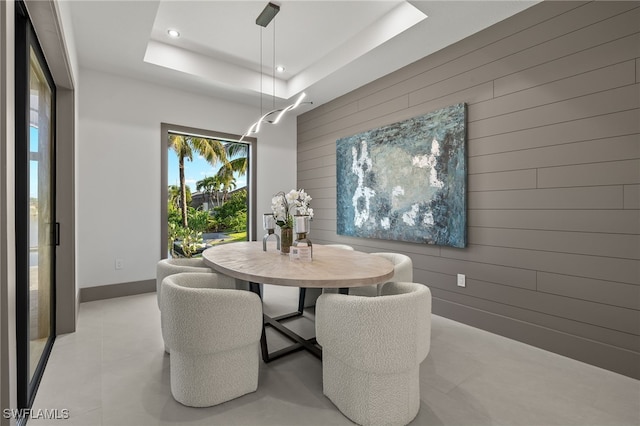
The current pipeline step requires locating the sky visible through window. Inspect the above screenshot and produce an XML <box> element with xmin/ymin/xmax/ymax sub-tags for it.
<box><xmin>167</xmin><ymin>146</ymin><xmax>247</xmax><ymax>193</ymax></box>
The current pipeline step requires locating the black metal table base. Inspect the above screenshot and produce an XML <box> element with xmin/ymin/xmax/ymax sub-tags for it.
<box><xmin>250</xmin><ymin>282</ymin><xmax>322</xmax><ymax>363</ymax></box>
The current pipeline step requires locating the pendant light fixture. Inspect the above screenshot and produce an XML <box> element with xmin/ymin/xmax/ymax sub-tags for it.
<box><xmin>240</xmin><ymin>2</ymin><xmax>311</xmax><ymax>142</ymax></box>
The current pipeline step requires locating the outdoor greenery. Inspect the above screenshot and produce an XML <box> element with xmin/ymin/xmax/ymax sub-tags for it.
<box><xmin>220</xmin><ymin>231</ymin><xmax>248</xmax><ymax>244</ymax></box>
<box><xmin>168</xmin><ymin>134</ymin><xmax>227</xmax><ymax>228</ymax></box>
<box><xmin>167</xmin><ymin>134</ymin><xmax>249</xmax><ymax>258</ymax></box>
<box><xmin>214</xmin><ymin>189</ymin><xmax>247</xmax><ymax>232</ymax></box>
<box><xmin>168</xmin><ymin>188</ymin><xmax>248</xmax><ymax>257</ymax></box>
<box><xmin>168</xmin><ymin>223</ymin><xmax>203</xmax><ymax>258</ymax></box>
<box><xmin>196</xmin><ymin>175</ymin><xmax>237</xmax><ymax>208</ymax></box>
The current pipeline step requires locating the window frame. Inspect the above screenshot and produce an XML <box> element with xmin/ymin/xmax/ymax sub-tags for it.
<box><xmin>160</xmin><ymin>123</ymin><xmax>257</xmax><ymax>259</ymax></box>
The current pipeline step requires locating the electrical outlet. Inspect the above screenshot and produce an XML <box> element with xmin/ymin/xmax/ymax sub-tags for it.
<box><xmin>457</xmin><ymin>273</ymin><xmax>466</xmax><ymax>288</ymax></box>
<box><xmin>115</xmin><ymin>259</ymin><xmax>124</xmax><ymax>270</ymax></box>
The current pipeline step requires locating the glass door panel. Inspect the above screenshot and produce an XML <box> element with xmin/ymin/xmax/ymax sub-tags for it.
<box><xmin>27</xmin><ymin>46</ymin><xmax>54</xmax><ymax>383</ymax></box>
<box><xmin>15</xmin><ymin>1</ymin><xmax>56</xmax><ymax>412</ymax></box>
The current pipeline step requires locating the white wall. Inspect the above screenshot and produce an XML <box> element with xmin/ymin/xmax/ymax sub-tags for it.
<box><xmin>77</xmin><ymin>69</ymin><xmax>297</xmax><ymax>288</ymax></box>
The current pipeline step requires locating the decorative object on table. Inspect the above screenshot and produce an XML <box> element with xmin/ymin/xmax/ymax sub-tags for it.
<box><xmin>262</xmin><ymin>213</ymin><xmax>280</xmax><ymax>251</ymax></box>
<box><xmin>161</xmin><ymin>272</ymin><xmax>262</xmax><ymax>407</ymax></box>
<box><xmin>316</xmin><ymin>282</ymin><xmax>432</xmax><ymax>425</ymax></box>
<box><xmin>271</xmin><ymin>189</ymin><xmax>313</xmax><ymax>255</ymax></box>
<box><xmin>291</xmin><ymin>214</ymin><xmax>312</xmax><ymax>261</ymax></box>
<box><xmin>336</xmin><ymin>103</ymin><xmax>467</xmax><ymax>248</ymax></box>
<box><xmin>280</xmin><ymin>227</ymin><xmax>293</xmax><ymax>255</ymax></box>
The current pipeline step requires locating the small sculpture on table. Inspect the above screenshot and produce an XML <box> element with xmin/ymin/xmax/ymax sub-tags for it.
<box><xmin>262</xmin><ymin>213</ymin><xmax>280</xmax><ymax>251</ymax></box>
<box><xmin>291</xmin><ymin>214</ymin><xmax>312</xmax><ymax>261</ymax></box>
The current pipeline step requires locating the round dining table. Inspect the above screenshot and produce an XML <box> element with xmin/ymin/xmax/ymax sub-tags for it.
<box><xmin>202</xmin><ymin>241</ymin><xmax>394</xmax><ymax>362</ymax></box>
<box><xmin>202</xmin><ymin>240</ymin><xmax>394</xmax><ymax>288</ymax></box>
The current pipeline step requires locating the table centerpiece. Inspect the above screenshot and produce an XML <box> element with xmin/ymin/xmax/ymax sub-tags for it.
<box><xmin>271</xmin><ymin>189</ymin><xmax>313</xmax><ymax>255</ymax></box>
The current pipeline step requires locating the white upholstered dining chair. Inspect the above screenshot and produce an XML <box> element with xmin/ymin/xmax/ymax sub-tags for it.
<box><xmin>157</xmin><ymin>258</ymin><xmax>213</xmax><ymax>353</ymax></box>
<box><xmin>324</xmin><ymin>244</ymin><xmax>355</xmax><ymax>251</ymax></box>
<box><xmin>156</xmin><ymin>258</ymin><xmax>235</xmax><ymax>353</ymax></box>
<box><xmin>156</xmin><ymin>258</ymin><xmax>213</xmax><ymax>308</ymax></box>
<box><xmin>161</xmin><ymin>272</ymin><xmax>262</xmax><ymax>407</ymax></box>
<box><xmin>349</xmin><ymin>252</ymin><xmax>413</xmax><ymax>297</ymax></box>
<box><xmin>316</xmin><ymin>281</ymin><xmax>431</xmax><ymax>426</ymax></box>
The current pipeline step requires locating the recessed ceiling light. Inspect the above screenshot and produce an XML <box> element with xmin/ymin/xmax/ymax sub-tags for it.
<box><xmin>167</xmin><ymin>29</ymin><xmax>180</xmax><ymax>38</ymax></box>
<box><xmin>276</xmin><ymin>65</ymin><xmax>285</xmax><ymax>73</ymax></box>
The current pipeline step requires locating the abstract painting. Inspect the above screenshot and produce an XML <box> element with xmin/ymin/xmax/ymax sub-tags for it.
<box><xmin>336</xmin><ymin>103</ymin><xmax>466</xmax><ymax>248</ymax></box>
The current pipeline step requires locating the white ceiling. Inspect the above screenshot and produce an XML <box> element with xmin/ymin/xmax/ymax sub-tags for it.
<box><xmin>68</xmin><ymin>0</ymin><xmax>540</xmax><ymax>112</ymax></box>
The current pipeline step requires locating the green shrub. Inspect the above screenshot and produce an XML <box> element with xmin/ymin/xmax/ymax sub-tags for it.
<box><xmin>214</xmin><ymin>189</ymin><xmax>247</xmax><ymax>232</ymax></box>
<box><xmin>187</xmin><ymin>207</ymin><xmax>209</xmax><ymax>233</ymax></box>
<box><xmin>228</xmin><ymin>210</ymin><xmax>247</xmax><ymax>233</ymax></box>
<box><xmin>168</xmin><ymin>204</ymin><xmax>207</xmax><ymax>257</ymax></box>
<box><xmin>206</xmin><ymin>216</ymin><xmax>220</xmax><ymax>232</ymax></box>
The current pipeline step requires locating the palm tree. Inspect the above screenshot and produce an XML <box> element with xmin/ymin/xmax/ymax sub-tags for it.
<box><xmin>168</xmin><ymin>184</ymin><xmax>191</xmax><ymax>211</ymax></box>
<box><xmin>213</xmin><ymin>142</ymin><xmax>247</xmax><ymax>203</ymax></box>
<box><xmin>224</xmin><ymin>142</ymin><xmax>249</xmax><ymax>176</ymax></box>
<box><xmin>196</xmin><ymin>176</ymin><xmax>220</xmax><ymax>210</ymax></box>
<box><xmin>168</xmin><ymin>185</ymin><xmax>181</xmax><ymax>210</ymax></box>
<box><xmin>169</xmin><ymin>134</ymin><xmax>227</xmax><ymax>227</ymax></box>
<box><xmin>221</xmin><ymin>176</ymin><xmax>237</xmax><ymax>203</ymax></box>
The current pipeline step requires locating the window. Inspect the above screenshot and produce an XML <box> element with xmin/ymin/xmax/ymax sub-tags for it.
<box><xmin>160</xmin><ymin>124</ymin><xmax>257</xmax><ymax>259</ymax></box>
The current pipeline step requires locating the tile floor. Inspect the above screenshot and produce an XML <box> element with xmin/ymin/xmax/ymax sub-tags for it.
<box><xmin>31</xmin><ymin>286</ymin><xmax>639</xmax><ymax>426</ymax></box>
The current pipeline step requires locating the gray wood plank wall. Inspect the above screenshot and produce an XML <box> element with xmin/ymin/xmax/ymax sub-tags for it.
<box><xmin>296</xmin><ymin>1</ymin><xmax>640</xmax><ymax>378</ymax></box>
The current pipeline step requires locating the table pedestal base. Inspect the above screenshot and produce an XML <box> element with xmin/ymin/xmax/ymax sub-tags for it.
<box><xmin>250</xmin><ymin>282</ymin><xmax>323</xmax><ymax>362</ymax></box>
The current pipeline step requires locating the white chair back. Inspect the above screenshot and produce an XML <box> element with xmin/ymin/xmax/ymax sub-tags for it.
<box><xmin>350</xmin><ymin>252</ymin><xmax>413</xmax><ymax>297</ymax></box>
<box><xmin>156</xmin><ymin>258</ymin><xmax>212</xmax><ymax>308</ymax></box>
<box><xmin>316</xmin><ymin>281</ymin><xmax>431</xmax><ymax>425</ymax></box>
<box><xmin>325</xmin><ymin>244</ymin><xmax>354</xmax><ymax>250</ymax></box>
<box><xmin>161</xmin><ymin>272</ymin><xmax>262</xmax><ymax>407</ymax></box>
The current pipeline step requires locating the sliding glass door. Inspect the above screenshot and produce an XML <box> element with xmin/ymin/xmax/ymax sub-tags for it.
<box><xmin>15</xmin><ymin>0</ymin><xmax>56</xmax><ymax>411</ymax></box>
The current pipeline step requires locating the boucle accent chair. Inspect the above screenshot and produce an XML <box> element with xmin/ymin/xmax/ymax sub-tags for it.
<box><xmin>157</xmin><ymin>258</ymin><xmax>246</xmax><ymax>351</ymax></box>
<box><xmin>316</xmin><ymin>282</ymin><xmax>431</xmax><ymax>426</ymax></box>
<box><xmin>349</xmin><ymin>252</ymin><xmax>413</xmax><ymax>297</ymax></box>
<box><xmin>324</xmin><ymin>244</ymin><xmax>355</xmax><ymax>250</ymax></box>
<box><xmin>156</xmin><ymin>258</ymin><xmax>230</xmax><ymax>353</ymax></box>
<box><xmin>161</xmin><ymin>272</ymin><xmax>262</xmax><ymax>407</ymax></box>
<box><xmin>156</xmin><ymin>258</ymin><xmax>213</xmax><ymax>308</ymax></box>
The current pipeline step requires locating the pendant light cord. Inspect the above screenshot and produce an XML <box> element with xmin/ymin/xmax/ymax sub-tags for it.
<box><xmin>260</xmin><ymin>27</ymin><xmax>263</xmax><ymax>117</ymax></box>
<box><xmin>272</xmin><ymin>17</ymin><xmax>276</xmax><ymax>110</ymax></box>
<box><xmin>239</xmin><ymin>3</ymin><xmax>311</xmax><ymax>142</ymax></box>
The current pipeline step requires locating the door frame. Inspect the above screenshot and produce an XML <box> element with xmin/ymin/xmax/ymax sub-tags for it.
<box><xmin>14</xmin><ymin>0</ymin><xmax>57</xmax><ymax>412</ymax></box>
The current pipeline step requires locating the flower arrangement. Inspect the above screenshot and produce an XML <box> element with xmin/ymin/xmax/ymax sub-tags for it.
<box><xmin>271</xmin><ymin>189</ymin><xmax>313</xmax><ymax>229</ymax></box>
